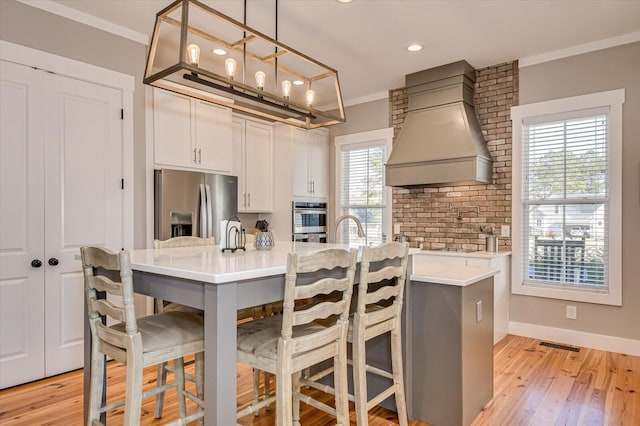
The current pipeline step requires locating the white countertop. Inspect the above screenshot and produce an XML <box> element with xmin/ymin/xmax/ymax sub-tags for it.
<box><xmin>128</xmin><ymin>242</ymin><xmax>501</xmax><ymax>287</ymax></box>
<box><xmin>129</xmin><ymin>241</ymin><xmax>354</xmax><ymax>284</ymax></box>
<box><xmin>410</xmin><ymin>262</ymin><xmax>499</xmax><ymax>287</ymax></box>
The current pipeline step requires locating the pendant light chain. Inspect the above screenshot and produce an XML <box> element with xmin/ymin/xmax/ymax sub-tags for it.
<box><xmin>242</xmin><ymin>0</ymin><xmax>247</xmax><ymax>86</ymax></box>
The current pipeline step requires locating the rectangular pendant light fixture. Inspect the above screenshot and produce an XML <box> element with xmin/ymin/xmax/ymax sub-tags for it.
<box><xmin>144</xmin><ymin>0</ymin><xmax>346</xmax><ymax>129</ymax></box>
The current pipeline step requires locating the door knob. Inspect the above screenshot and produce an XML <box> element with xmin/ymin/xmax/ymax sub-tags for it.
<box><xmin>48</xmin><ymin>258</ymin><xmax>59</xmax><ymax>266</ymax></box>
<box><xmin>31</xmin><ymin>259</ymin><xmax>43</xmax><ymax>268</ymax></box>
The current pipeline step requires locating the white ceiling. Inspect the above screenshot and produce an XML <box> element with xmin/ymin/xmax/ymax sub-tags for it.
<box><xmin>43</xmin><ymin>0</ymin><xmax>640</xmax><ymax>105</ymax></box>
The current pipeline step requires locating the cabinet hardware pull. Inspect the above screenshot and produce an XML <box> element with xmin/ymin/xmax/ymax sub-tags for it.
<box><xmin>198</xmin><ymin>148</ymin><xmax>202</xmax><ymax>163</ymax></box>
<box><xmin>31</xmin><ymin>259</ymin><xmax>42</xmax><ymax>268</ymax></box>
<box><xmin>244</xmin><ymin>193</ymin><xmax>247</xmax><ymax>207</ymax></box>
<box><xmin>193</xmin><ymin>148</ymin><xmax>197</xmax><ymax>163</ymax></box>
<box><xmin>248</xmin><ymin>193</ymin><xmax>251</xmax><ymax>207</ymax></box>
<box><xmin>48</xmin><ymin>258</ymin><xmax>59</xmax><ymax>266</ymax></box>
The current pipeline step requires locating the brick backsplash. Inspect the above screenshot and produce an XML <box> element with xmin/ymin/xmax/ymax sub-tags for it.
<box><xmin>389</xmin><ymin>61</ymin><xmax>518</xmax><ymax>251</ymax></box>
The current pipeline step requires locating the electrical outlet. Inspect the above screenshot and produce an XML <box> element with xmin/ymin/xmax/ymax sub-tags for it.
<box><xmin>476</xmin><ymin>300</ymin><xmax>483</xmax><ymax>322</ymax></box>
<box><xmin>394</xmin><ymin>223</ymin><xmax>401</xmax><ymax>234</ymax></box>
<box><xmin>501</xmin><ymin>225</ymin><xmax>510</xmax><ymax>237</ymax></box>
<box><xmin>566</xmin><ymin>305</ymin><xmax>577</xmax><ymax>320</ymax></box>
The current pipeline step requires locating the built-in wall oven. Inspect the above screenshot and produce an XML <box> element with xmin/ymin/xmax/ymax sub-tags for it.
<box><xmin>292</xmin><ymin>201</ymin><xmax>327</xmax><ymax>243</ymax></box>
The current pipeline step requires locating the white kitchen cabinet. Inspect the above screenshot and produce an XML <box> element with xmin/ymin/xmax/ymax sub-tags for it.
<box><xmin>411</xmin><ymin>252</ymin><xmax>511</xmax><ymax>344</ymax></box>
<box><xmin>291</xmin><ymin>127</ymin><xmax>329</xmax><ymax>199</ymax></box>
<box><xmin>232</xmin><ymin>117</ymin><xmax>273</xmax><ymax>212</ymax></box>
<box><xmin>153</xmin><ymin>88</ymin><xmax>232</xmax><ymax>173</ymax></box>
<box><xmin>0</xmin><ymin>61</ymin><xmax>125</xmax><ymax>388</ymax></box>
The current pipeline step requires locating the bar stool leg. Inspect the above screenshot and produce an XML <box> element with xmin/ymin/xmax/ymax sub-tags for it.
<box><xmin>352</xmin><ymin>330</ymin><xmax>369</xmax><ymax>426</ymax></box>
<box><xmin>391</xmin><ymin>326</ymin><xmax>409</xmax><ymax>426</ymax></box>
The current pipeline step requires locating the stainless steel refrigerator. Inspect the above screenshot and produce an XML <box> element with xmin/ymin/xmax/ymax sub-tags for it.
<box><xmin>154</xmin><ymin>169</ymin><xmax>238</xmax><ymax>243</ymax></box>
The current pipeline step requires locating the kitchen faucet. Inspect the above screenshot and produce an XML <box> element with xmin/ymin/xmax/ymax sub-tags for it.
<box><xmin>333</xmin><ymin>215</ymin><xmax>366</xmax><ymax>243</ymax></box>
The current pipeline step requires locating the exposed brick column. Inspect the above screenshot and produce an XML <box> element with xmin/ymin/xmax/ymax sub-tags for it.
<box><xmin>389</xmin><ymin>61</ymin><xmax>518</xmax><ymax>251</ymax></box>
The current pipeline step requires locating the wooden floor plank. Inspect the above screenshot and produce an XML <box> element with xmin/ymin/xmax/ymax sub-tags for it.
<box><xmin>1</xmin><ymin>335</ymin><xmax>639</xmax><ymax>425</ymax></box>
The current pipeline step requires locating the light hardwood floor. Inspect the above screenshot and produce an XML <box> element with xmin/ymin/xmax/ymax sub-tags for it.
<box><xmin>0</xmin><ymin>335</ymin><xmax>638</xmax><ymax>425</ymax></box>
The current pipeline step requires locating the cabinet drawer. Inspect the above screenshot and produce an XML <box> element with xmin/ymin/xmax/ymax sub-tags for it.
<box><xmin>465</xmin><ymin>258</ymin><xmax>492</xmax><ymax>268</ymax></box>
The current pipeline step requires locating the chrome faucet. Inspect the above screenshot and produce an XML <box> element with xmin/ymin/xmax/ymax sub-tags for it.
<box><xmin>333</xmin><ymin>215</ymin><xmax>366</xmax><ymax>243</ymax></box>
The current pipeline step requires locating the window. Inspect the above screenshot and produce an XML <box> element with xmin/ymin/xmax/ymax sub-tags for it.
<box><xmin>511</xmin><ymin>89</ymin><xmax>623</xmax><ymax>305</ymax></box>
<box><xmin>334</xmin><ymin>128</ymin><xmax>393</xmax><ymax>246</ymax></box>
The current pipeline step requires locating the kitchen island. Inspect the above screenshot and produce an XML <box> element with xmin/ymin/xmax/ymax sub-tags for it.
<box><xmin>406</xmin><ymin>256</ymin><xmax>499</xmax><ymax>426</ymax></box>
<box><xmin>83</xmin><ymin>243</ymin><xmax>499</xmax><ymax>425</ymax></box>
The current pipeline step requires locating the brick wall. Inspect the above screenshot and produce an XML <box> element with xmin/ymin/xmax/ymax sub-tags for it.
<box><xmin>389</xmin><ymin>61</ymin><xmax>518</xmax><ymax>251</ymax></box>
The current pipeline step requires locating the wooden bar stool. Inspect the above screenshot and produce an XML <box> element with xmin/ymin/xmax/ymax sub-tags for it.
<box><xmin>81</xmin><ymin>246</ymin><xmax>204</xmax><ymax>425</ymax></box>
<box><xmin>302</xmin><ymin>242</ymin><xmax>410</xmax><ymax>425</ymax></box>
<box><xmin>236</xmin><ymin>248</ymin><xmax>358</xmax><ymax>425</ymax></box>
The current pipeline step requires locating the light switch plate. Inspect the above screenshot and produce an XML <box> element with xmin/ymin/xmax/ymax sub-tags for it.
<box><xmin>501</xmin><ymin>225</ymin><xmax>510</xmax><ymax>237</ymax></box>
<box><xmin>394</xmin><ymin>223</ymin><xmax>401</xmax><ymax>234</ymax></box>
<box><xmin>566</xmin><ymin>305</ymin><xmax>577</xmax><ymax>319</ymax></box>
<box><xmin>476</xmin><ymin>300</ymin><xmax>483</xmax><ymax>322</ymax></box>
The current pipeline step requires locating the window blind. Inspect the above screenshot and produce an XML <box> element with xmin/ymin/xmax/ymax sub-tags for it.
<box><xmin>522</xmin><ymin>111</ymin><xmax>609</xmax><ymax>290</ymax></box>
<box><xmin>338</xmin><ymin>144</ymin><xmax>386</xmax><ymax>245</ymax></box>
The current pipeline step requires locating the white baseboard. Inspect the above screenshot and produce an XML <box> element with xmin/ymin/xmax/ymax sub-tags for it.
<box><xmin>509</xmin><ymin>321</ymin><xmax>640</xmax><ymax>356</ymax></box>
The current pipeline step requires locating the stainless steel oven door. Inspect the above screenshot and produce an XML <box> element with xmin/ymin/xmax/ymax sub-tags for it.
<box><xmin>292</xmin><ymin>202</ymin><xmax>327</xmax><ymax>234</ymax></box>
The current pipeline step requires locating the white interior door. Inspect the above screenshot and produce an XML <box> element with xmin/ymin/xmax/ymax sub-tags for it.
<box><xmin>0</xmin><ymin>61</ymin><xmax>46</xmax><ymax>389</ymax></box>
<box><xmin>43</xmin><ymin>72</ymin><xmax>123</xmax><ymax>377</ymax></box>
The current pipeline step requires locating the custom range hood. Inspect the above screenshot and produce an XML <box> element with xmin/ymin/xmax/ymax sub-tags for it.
<box><xmin>386</xmin><ymin>60</ymin><xmax>492</xmax><ymax>187</ymax></box>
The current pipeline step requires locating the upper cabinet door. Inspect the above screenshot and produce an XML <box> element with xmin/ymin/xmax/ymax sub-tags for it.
<box><xmin>152</xmin><ymin>88</ymin><xmax>232</xmax><ymax>173</ymax></box>
<box><xmin>153</xmin><ymin>89</ymin><xmax>193</xmax><ymax>168</ymax></box>
<box><xmin>291</xmin><ymin>128</ymin><xmax>328</xmax><ymax>199</ymax></box>
<box><xmin>292</xmin><ymin>128</ymin><xmax>312</xmax><ymax>198</ymax></box>
<box><xmin>310</xmin><ymin>130</ymin><xmax>329</xmax><ymax>199</ymax></box>
<box><xmin>244</xmin><ymin>120</ymin><xmax>273</xmax><ymax>212</ymax></box>
<box><xmin>195</xmin><ymin>100</ymin><xmax>232</xmax><ymax>173</ymax></box>
<box><xmin>233</xmin><ymin>117</ymin><xmax>274</xmax><ymax>213</ymax></box>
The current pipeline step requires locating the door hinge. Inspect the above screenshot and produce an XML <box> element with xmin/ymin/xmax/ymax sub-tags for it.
<box><xmin>121</xmin><ymin>178</ymin><xmax>124</xmax><ymax>189</ymax></box>
<box><xmin>121</xmin><ymin>109</ymin><xmax>124</xmax><ymax>120</ymax></box>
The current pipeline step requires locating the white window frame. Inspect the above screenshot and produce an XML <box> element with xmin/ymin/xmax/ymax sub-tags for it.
<box><xmin>511</xmin><ymin>89</ymin><xmax>624</xmax><ymax>306</ymax></box>
<box><xmin>334</xmin><ymin>128</ymin><xmax>394</xmax><ymax>245</ymax></box>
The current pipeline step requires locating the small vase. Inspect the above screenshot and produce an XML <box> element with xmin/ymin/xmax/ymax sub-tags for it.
<box><xmin>254</xmin><ymin>231</ymin><xmax>275</xmax><ymax>250</ymax></box>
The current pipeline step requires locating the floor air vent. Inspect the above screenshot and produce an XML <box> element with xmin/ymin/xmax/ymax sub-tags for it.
<box><xmin>539</xmin><ymin>341</ymin><xmax>580</xmax><ymax>352</ymax></box>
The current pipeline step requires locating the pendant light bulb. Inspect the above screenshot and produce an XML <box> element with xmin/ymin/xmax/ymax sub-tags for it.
<box><xmin>225</xmin><ymin>58</ymin><xmax>237</xmax><ymax>80</ymax></box>
<box><xmin>305</xmin><ymin>89</ymin><xmax>315</xmax><ymax>107</ymax></box>
<box><xmin>281</xmin><ymin>80</ymin><xmax>292</xmax><ymax>99</ymax></box>
<box><xmin>186</xmin><ymin>44</ymin><xmax>200</xmax><ymax>66</ymax></box>
<box><xmin>255</xmin><ymin>71</ymin><xmax>266</xmax><ymax>90</ymax></box>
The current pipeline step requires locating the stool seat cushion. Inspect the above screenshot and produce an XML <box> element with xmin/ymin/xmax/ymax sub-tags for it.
<box><xmin>110</xmin><ymin>311</ymin><xmax>204</xmax><ymax>353</ymax></box>
<box><xmin>237</xmin><ymin>316</ymin><xmax>325</xmax><ymax>361</ymax></box>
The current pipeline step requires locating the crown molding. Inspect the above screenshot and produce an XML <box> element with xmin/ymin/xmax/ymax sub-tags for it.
<box><xmin>519</xmin><ymin>31</ymin><xmax>640</xmax><ymax>68</ymax></box>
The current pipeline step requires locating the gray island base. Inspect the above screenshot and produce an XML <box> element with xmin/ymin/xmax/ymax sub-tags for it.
<box><xmin>406</xmin><ymin>260</ymin><xmax>497</xmax><ymax>426</ymax></box>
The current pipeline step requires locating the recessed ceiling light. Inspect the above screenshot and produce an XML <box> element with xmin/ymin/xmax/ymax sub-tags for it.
<box><xmin>293</xmin><ymin>80</ymin><xmax>305</xmax><ymax>86</ymax></box>
<box><xmin>336</xmin><ymin>0</ymin><xmax>353</xmax><ymax>3</ymax></box>
<box><xmin>212</xmin><ymin>48</ymin><xmax>227</xmax><ymax>55</ymax></box>
<box><xmin>406</xmin><ymin>43</ymin><xmax>423</xmax><ymax>52</ymax></box>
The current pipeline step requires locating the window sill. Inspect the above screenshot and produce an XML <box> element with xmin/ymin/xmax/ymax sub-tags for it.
<box><xmin>512</xmin><ymin>281</ymin><xmax>621</xmax><ymax>306</ymax></box>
